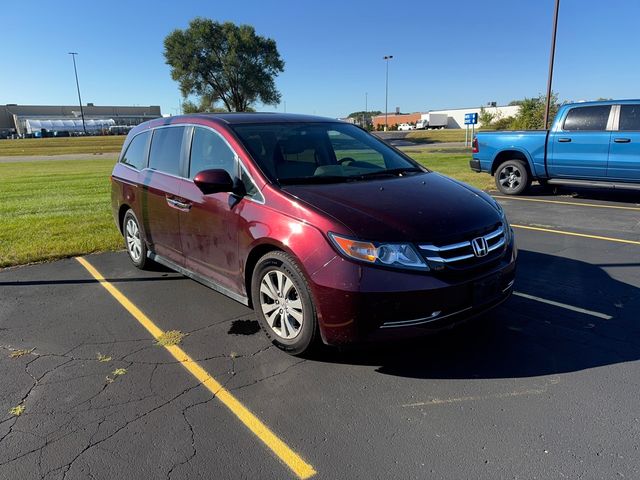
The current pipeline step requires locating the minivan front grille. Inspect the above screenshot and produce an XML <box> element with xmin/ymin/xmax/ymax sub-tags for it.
<box><xmin>418</xmin><ymin>224</ymin><xmax>506</xmax><ymax>269</ymax></box>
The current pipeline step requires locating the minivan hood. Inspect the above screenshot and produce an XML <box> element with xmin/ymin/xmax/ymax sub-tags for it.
<box><xmin>282</xmin><ymin>172</ymin><xmax>502</xmax><ymax>243</ymax></box>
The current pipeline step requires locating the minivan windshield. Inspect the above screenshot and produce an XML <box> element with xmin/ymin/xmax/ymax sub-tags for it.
<box><xmin>231</xmin><ymin>122</ymin><xmax>425</xmax><ymax>185</ymax></box>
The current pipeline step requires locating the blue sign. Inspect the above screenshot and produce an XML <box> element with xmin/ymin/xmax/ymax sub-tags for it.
<box><xmin>464</xmin><ymin>113</ymin><xmax>478</xmax><ymax>125</ymax></box>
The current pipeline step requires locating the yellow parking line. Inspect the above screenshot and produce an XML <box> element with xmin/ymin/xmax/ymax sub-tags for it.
<box><xmin>75</xmin><ymin>256</ymin><xmax>316</xmax><ymax>480</ymax></box>
<box><xmin>511</xmin><ymin>224</ymin><xmax>640</xmax><ymax>246</ymax></box>
<box><xmin>494</xmin><ymin>195</ymin><xmax>640</xmax><ymax>211</ymax></box>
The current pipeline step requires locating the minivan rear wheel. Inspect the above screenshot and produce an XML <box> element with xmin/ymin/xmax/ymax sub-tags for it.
<box><xmin>123</xmin><ymin>209</ymin><xmax>150</xmax><ymax>270</ymax></box>
<box><xmin>251</xmin><ymin>251</ymin><xmax>318</xmax><ymax>355</ymax></box>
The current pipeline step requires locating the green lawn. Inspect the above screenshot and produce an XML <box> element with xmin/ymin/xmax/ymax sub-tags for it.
<box><xmin>0</xmin><ymin>159</ymin><xmax>122</xmax><ymax>267</ymax></box>
<box><xmin>0</xmin><ymin>148</ymin><xmax>489</xmax><ymax>268</ymax></box>
<box><xmin>409</xmin><ymin>150</ymin><xmax>494</xmax><ymax>191</ymax></box>
<box><xmin>405</xmin><ymin>129</ymin><xmax>469</xmax><ymax>143</ymax></box>
<box><xmin>0</xmin><ymin>136</ymin><xmax>125</xmax><ymax>156</ymax></box>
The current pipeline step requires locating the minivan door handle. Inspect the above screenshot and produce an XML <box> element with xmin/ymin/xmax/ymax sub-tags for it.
<box><xmin>614</xmin><ymin>137</ymin><xmax>631</xmax><ymax>143</ymax></box>
<box><xmin>166</xmin><ymin>196</ymin><xmax>192</xmax><ymax>211</ymax></box>
<box><xmin>557</xmin><ymin>137</ymin><xmax>572</xmax><ymax>143</ymax></box>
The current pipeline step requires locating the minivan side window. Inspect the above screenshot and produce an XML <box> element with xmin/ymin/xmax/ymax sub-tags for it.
<box><xmin>120</xmin><ymin>131</ymin><xmax>150</xmax><ymax>170</ymax></box>
<box><xmin>189</xmin><ymin>127</ymin><xmax>236</xmax><ymax>179</ymax></box>
<box><xmin>619</xmin><ymin>105</ymin><xmax>640</xmax><ymax>131</ymax></box>
<box><xmin>149</xmin><ymin>127</ymin><xmax>185</xmax><ymax>176</ymax></box>
<box><xmin>563</xmin><ymin>105</ymin><xmax>611</xmax><ymax>131</ymax></box>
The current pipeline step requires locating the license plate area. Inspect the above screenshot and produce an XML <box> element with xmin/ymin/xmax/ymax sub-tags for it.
<box><xmin>472</xmin><ymin>273</ymin><xmax>502</xmax><ymax>306</ymax></box>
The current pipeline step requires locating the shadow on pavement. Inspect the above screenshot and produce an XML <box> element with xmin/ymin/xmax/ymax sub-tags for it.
<box><xmin>316</xmin><ymin>249</ymin><xmax>640</xmax><ymax>379</ymax></box>
<box><xmin>514</xmin><ymin>184</ymin><xmax>640</xmax><ymax>204</ymax></box>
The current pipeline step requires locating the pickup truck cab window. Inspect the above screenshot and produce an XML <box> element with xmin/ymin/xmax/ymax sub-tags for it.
<box><xmin>562</xmin><ymin>105</ymin><xmax>611</xmax><ymax>131</ymax></box>
<box><xmin>149</xmin><ymin>126</ymin><xmax>186</xmax><ymax>176</ymax></box>
<box><xmin>120</xmin><ymin>131</ymin><xmax>150</xmax><ymax>170</ymax></box>
<box><xmin>618</xmin><ymin>105</ymin><xmax>640</xmax><ymax>131</ymax></box>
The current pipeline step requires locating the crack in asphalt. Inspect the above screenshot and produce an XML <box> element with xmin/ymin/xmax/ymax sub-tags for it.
<box><xmin>0</xmin><ymin>340</ymin><xmax>282</xmax><ymax>477</ymax></box>
<box><xmin>231</xmin><ymin>358</ymin><xmax>307</xmax><ymax>392</ymax></box>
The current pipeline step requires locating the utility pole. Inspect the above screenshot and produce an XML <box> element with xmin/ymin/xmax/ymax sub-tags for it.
<box><xmin>543</xmin><ymin>0</ymin><xmax>560</xmax><ymax>129</ymax></box>
<box><xmin>365</xmin><ymin>92</ymin><xmax>368</xmax><ymax>128</ymax></box>
<box><xmin>383</xmin><ymin>55</ymin><xmax>393</xmax><ymax>131</ymax></box>
<box><xmin>68</xmin><ymin>52</ymin><xmax>87</xmax><ymax>134</ymax></box>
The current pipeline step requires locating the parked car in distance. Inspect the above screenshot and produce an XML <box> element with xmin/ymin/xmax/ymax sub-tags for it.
<box><xmin>112</xmin><ymin>113</ymin><xmax>516</xmax><ymax>355</ymax></box>
<box><xmin>470</xmin><ymin>100</ymin><xmax>640</xmax><ymax>195</ymax></box>
<box><xmin>397</xmin><ymin>123</ymin><xmax>415</xmax><ymax>131</ymax></box>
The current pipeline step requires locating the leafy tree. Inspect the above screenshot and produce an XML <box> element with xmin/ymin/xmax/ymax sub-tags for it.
<box><xmin>509</xmin><ymin>93</ymin><xmax>559</xmax><ymax>130</ymax></box>
<box><xmin>478</xmin><ymin>107</ymin><xmax>495</xmax><ymax>127</ymax></box>
<box><xmin>164</xmin><ymin>18</ymin><xmax>285</xmax><ymax>112</ymax></box>
<box><xmin>492</xmin><ymin>116</ymin><xmax>516</xmax><ymax>130</ymax></box>
<box><xmin>181</xmin><ymin>92</ymin><xmax>248</xmax><ymax>114</ymax></box>
<box><xmin>347</xmin><ymin>110</ymin><xmax>382</xmax><ymax>119</ymax></box>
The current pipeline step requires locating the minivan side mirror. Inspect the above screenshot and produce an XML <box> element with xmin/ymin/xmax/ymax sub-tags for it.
<box><xmin>193</xmin><ymin>169</ymin><xmax>234</xmax><ymax>195</ymax></box>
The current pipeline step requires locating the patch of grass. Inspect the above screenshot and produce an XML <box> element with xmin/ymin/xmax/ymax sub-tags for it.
<box><xmin>0</xmin><ymin>158</ymin><xmax>122</xmax><ymax>267</ymax></box>
<box><xmin>406</xmin><ymin>151</ymin><xmax>494</xmax><ymax>191</ymax></box>
<box><xmin>156</xmin><ymin>330</ymin><xmax>186</xmax><ymax>346</ymax></box>
<box><xmin>405</xmin><ymin>129</ymin><xmax>468</xmax><ymax>143</ymax></box>
<box><xmin>0</xmin><ymin>136</ymin><xmax>125</xmax><ymax>156</ymax></box>
<box><xmin>97</xmin><ymin>353</ymin><xmax>112</xmax><ymax>363</ymax></box>
<box><xmin>9</xmin><ymin>405</ymin><xmax>25</xmax><ymax>416</ymax></box>
<box><xmin>9</xmin><ymin>348</ymin><xmax>35</xmax><ymax>358</ymax></box>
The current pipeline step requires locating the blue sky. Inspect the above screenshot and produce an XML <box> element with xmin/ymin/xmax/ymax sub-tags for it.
<box><xmin>2</xmin><ymin>0</ymin><xmax>639</xmax><ymax>117</ymax></box>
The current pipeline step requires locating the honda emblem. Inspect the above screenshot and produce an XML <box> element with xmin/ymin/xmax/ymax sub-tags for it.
<box><xmin>471</xmin><ymin>237</ymin><xmax>489</xmax><ymax>257</ymax></box>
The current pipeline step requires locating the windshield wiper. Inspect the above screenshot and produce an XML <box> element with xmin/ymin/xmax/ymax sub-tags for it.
<box><xmin>279</xmin><ymin>175</ymin><xmax>350</xmax><ymax>185</ymax></box>
<box><xmin>351</xmin><ymin>167</ymin><xmax>424</xmax><ymax>179</ymax></box>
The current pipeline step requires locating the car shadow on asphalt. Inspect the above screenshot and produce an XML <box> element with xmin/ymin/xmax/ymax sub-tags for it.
<box><xmin>316</xmin><ymin>249</ymin><xmax>640</xmax><ymax>379</ymax></box>
<box><xmin>512</xmin><ymin>184</ymin><xmax>640</xmax><ymax>204</ymax></box>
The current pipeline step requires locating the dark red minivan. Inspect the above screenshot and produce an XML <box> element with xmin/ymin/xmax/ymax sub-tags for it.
<box><xmin>111</xmin><ymin>113</ymin><xmax>516</xmax><ymax>354</ymax></box>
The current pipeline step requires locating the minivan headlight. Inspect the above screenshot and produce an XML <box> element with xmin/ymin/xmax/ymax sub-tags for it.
<box><xmin>328</xmin><ymin>233</ymin><xmax>428</xmax><ymax>270</ymax></box>
<box><xmin>493</xmin><ymin>199</ymin><xmax>513</xmax><ymax>243</ymax></box>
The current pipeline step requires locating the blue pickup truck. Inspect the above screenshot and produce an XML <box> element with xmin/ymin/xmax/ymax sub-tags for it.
<box><xmin>470</xmin><ymin>100</ymin><xmax>640</xmax><ymax>195</ymax></box>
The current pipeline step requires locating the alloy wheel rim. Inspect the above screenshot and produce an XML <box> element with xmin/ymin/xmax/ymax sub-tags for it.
<box><xmin>259</xmin><ymin>270</ymin><xmax>304</xmax><ymax>340</ymax></box>
<box><xmin>125</xmin><ymin>218</ymin><xmax>142</xmax><ymax>262</ymax></box>
<box><xmin>499</xmin><ymin>166</ymin><xmax>521</xmax><ymax>190</ymax></box>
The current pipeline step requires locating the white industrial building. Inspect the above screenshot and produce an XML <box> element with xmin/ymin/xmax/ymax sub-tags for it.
<box><xmin>427</xmin><ymin>105</ymin><xmax>521</xmax><ymax>129</ymax></box>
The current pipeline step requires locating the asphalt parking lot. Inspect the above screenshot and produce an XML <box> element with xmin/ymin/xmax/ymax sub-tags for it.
<box><xmin>1</xmin><ymin>187</ymin><xmax>639</xmax><ymax>479</ymax></box>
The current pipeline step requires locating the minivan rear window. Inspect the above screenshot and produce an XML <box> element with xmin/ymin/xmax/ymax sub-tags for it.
<box><xmin>563</xmin><ymin>105</ymin><xmax>611</xmax><ymax>131</ymax></box>
<box><xmin>121</xmin><ymin>131</ymin><xmax>150</xmax><ymax>170</ymax></box>
<box><xmin>149</xmin><ymin>126</ymin><xmax>185</xmax><ymax>176</ymax></box>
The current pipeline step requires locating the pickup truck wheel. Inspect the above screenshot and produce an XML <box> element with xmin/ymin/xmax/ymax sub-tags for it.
<box><xmin>495</xmin><ymin>160</ymin><xmax>531</xmax><ymax>195</ymax></box>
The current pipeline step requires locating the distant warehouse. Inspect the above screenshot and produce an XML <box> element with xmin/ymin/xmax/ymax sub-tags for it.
<box><xmin>371</xmin><ymin>104</ymin><xmax>521</xmax><ymax>130</ymax></box>
<box><xmin>0</xmin><ymin>104</ymin><xmax>162</xmax><ymax>138</ymax></box>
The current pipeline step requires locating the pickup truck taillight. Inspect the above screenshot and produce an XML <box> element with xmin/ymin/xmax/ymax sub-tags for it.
<box><xmin>472</xmin><ymin>137</ymin><xmax>479</xmax><ymax>153</ymax></box>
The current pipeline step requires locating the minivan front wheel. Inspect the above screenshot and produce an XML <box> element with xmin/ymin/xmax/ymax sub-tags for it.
<box><xmin>252</xmin><ymin>251</ymin><xmax>318</xmax><ymax>355</ymax></box>
<box><xmin>123</xmin><ymin>209</ymin><xmax>150</xmax><ymax>269</ymax></box>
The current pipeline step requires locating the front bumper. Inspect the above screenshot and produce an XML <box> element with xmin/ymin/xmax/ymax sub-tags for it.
<box><xmin>309</xmin><ymin>240</ymin><xmax>517</xmax><ymax>345</ymax></box>
<box><xmin>469</xmin><ymin>158</ymin><xmax>481</xmax><ymax>172</ymax></box>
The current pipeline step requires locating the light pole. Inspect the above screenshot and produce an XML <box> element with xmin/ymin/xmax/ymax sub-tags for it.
<box><xmin>68</xmin><ymin>52</ymin><xmax>87</xmax><ymax>134</ymax></box>
<box><xmin>364</xmin><ymin>92</ymin><xmax>368</xmax><ymax>128</ymax></box>
<box><xmin>543</xmin><ymin>0</ymin><xmax>560</xmax><ymax>129</ymax></box>
<box><xmin>383</xmin><ymin>55</ymin><xmax>393</xmax><ymax>131</ymax></box>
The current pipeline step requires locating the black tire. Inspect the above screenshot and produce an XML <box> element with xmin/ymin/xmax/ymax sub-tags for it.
<box><xmin>251</xmin><ymin>251</ymin><xmax>319</xmax><ymax>355</ymax></box>
<box><xmin>495</xmin><ymin>160</ymin><xmax>531</xmax><ymax>195</ymax></box>
<box><xmin>122</xmin><ymin>209</ymin><xmax>150</xmax><ymax>269</ymax></box>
